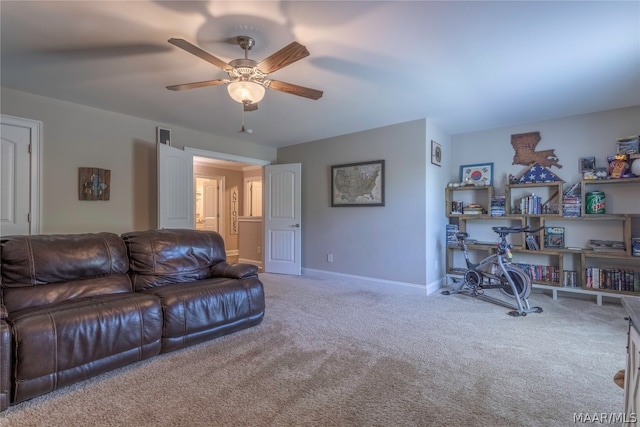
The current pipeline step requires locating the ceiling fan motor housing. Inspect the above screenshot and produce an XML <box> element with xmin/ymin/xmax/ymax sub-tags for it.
<box><xmin>228</xmin><ymin>59</ymin><xmax>266</xmax><ymax>85</ymax></box>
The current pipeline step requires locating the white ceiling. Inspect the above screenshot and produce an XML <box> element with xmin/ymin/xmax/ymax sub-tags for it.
<box><xmin>1</xmin><ymin>1</ymin><xmax>638</xmax><ymax>148</ymax></box>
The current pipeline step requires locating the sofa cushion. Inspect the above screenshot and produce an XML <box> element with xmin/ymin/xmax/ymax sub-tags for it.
<box><xmin>122</xmin><ymin>229</ymin><xmax>227</xmax><ymax>291</ymax></box>
<box><xmin>1</xmin><ymin>233</ymin><xmax>132</xmax><ymax>313</ymax></box>
<box><xmin>9</xmin><ymin>293</ymin><xmax>162</xmax><ymax>404</ymax></box>
<box><xmin>142</xmin><ymin>276</ymin><xmax>265</xmax><ymax>353</ymax></box>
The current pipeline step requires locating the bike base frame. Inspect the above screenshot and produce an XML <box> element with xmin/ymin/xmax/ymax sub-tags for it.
<box><xmin>443</xmin><ymin>277</ymin><xmax>543</xmax><ymax>317</ymax></box>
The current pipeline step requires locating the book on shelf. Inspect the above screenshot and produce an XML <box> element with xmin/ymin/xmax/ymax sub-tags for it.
<box><xmin>463</xmin><ymin>204</ymin><xmax>484</xmax><ymax>215</ymax></box>
<box><xmin>519</xmin><ymin>194</ymin><xmax>542</xmax><ymax>214</ymax></box>
<box><xmin>588</xmin><ymin>240</ymin><xmax>625</xmax><ymax>253</ymax></box>
<box><xmin>563</xmin><ymin>270</ymin><xmax>579</xmax><ymax>287</ymax></box>
<box><xmin>490</xmin><ymin>196</ymin><xmax>506</xmax><ymax>217</ymax></box>
<box><xmin>446</xmin><ymin>224</ymin><xmax>459</xmax><ymax>246</ymax></box>
<box><xmin>515</xmin><ymin>263</ymin><xmax>560</xmax><ymax>284</ymax></box>
<box><xmin>586</xmin><ymin>267</ymin><xmax>640</xmax><ymax>291</ymax></box>
<box><xmin>544</xmin><ymin>227</ymin><xmax>565</xmax><ymax>249</ymax></box>
<box><xmin>632</xmin><ymin>237</ymin><xmax>640</xmax><ymax>257</ymax></box>
<box><xmin>525</xmin><ymin>235</ymin><xmax>540</xmax><ymax>250</ymax></box>
<box><xmin>562</xmin><ymin>196</ymin><xmax>581</xmax><ymax>217</ymax></box>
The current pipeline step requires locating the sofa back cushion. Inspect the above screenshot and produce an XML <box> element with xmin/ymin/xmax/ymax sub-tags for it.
<box><xmin>1</xmin><ymin>233</ymin><xmax>132</xmax><ymax>313</ymax></box>
<box><xmin>122</xmin><ymin>229</ymin><xmax>227</xmax><ymax>291</ymax></box>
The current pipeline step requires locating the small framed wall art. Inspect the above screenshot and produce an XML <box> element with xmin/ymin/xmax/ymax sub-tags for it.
<box><xmin>459</xmin><ymin>162</ymin><xmax>493</xmax><ymax>186</ymax></box>
<box><xmin>78</xmin><ymin>167</ymin><xmax>110</xmax><ymax>201</ymax></box>
<box><xmin>156</xmin><ymin>127</ymin><xmax>171</xmax><ymax>146</ymax></box>
<box><xmin>431</xmin><ymin>140</ymin><xmax>442</xmax><ymax>167</ymax></box>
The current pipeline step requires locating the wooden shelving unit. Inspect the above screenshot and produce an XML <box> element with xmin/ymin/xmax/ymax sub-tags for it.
<box><xmin>445</xmin><ymin>178</ymin><xmax>640</xmax><ymax>301</ymax></box>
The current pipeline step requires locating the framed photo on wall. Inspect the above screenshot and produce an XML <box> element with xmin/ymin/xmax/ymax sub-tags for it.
<box><xmin>431</xmin><ymin>140</ymin><xmax>442</xmax><ymax>167</ymax></box>
<box><xmin>459</xmin><ymin>162</ymin><xmax>493</xmax><ymax>186</ymax></box>
<box><xmin>331</xmin><ymin>160</ymin><xmax>384</xmax><ymax>207</ymax></box>
<box><xmin>156</xmin><ymin>127</ymin><xmax>171</xmax><ymax>146</ymax></box>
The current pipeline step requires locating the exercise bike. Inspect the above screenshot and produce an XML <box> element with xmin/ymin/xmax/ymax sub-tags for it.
<box><xmin>442</xmin><ymin>225</ymin><xmax>543</xmax><ymax>317</ymax></box>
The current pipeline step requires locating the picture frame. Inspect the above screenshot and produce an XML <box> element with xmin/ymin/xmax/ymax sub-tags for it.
<box><xmin>544</xmin><ymin>226</ymin><xmax>565</xmax><ymax>249</ymax></box>
<box><xmin>156</xmin><ymin>127</ymin><xmax>171</xmax><ymax>146</ymax></box>
<box><xmin>459</xmin><ymin>162</ymin><xmax>493</xmax><ymax>186</ymax></box>
<box><xmin>331</xmin><ymin>160</ymin><xmax>384</xmax><ymax>207</ymax></box>
<box><xmin>78</xmin><ymin>167</ymin><xmax>110</xmax><ymax>201</ymax></box>
<box><xmin>431</xmin><ymin>140</ymin><xmax>442</xmax><ymax>167</ymax></box>
<box><xmin>580</xmin><ymin>156</ymin><xmax>595</xmax><ymax>172</ymax></box>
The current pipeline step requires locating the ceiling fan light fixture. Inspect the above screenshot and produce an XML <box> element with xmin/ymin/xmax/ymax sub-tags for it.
<box><xmin>227</xmin><ymin>81</ymin><xmax>265</xmax><ymax>104</ymax></box>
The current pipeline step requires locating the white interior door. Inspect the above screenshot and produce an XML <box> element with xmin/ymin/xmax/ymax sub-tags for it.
<box><xmin>264</xmin><ymin>163</ymin><xmax>301</xmax><ymax>275</ymax></box>
<box><xmin>158</xmin><ymin>143</ymin><xmax>194</xmax><ymax>229</ymax></box>
<box><xmin>0</xmin><ymin>115</ymin><xmax>41</xmax><ymax>236</ymax></box>
<box><xmin>203</xmin><ymin>179</ymin><xmax>219</xmax><ymax>232</ymax></box>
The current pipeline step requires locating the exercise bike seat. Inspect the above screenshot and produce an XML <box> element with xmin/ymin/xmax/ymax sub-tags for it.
<box><xmin>456</xmin><ymin>232</ymin><xmax>470</xmax><ymax>240</ymax></box>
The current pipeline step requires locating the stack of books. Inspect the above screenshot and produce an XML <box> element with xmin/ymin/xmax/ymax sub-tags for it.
<box><xmin>589</xmin><ymin>240</ymin><xmax>625</xmax><ymax>253</ymax></box>
<box><xmin>562</xmin><ymin>182</ymin><xmax>581</xmax><ymax>217</ymax></box>
<box><xmin>562</xmin><ymin>197</ymin><xmax>582</xmax><ymax>217</ymax></box>
<box><xmin>490</xmin><ymin>196</ymin><xmax>506</xmax><ymax>217</ymax></box>
<box><xmin>463</xmin><ymin>204</ymin><xmax>484</xmax><ymax>215</ymax></box>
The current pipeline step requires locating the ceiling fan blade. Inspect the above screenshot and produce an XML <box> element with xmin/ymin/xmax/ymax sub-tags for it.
<box><xmin>243</xmin><ymin>102</ymin><xmax>258</xmax><ymax>112</ymax></box>
<box><xmin>257</xmin><ymin>42</ymin><xmax>310</xmax><ymax>74</ymax></box>
<box><xmin>267</xmin><ymin>80</ymin><xmax>323</xmax><ymax>100</ymax></box>
<box><xmin>166</xmin><ymin>79</ymin><xmax>227</xmax><ymax>91</ymax></box>
<box><xmin>168</xmin><ymin>38</ymin><xmax>231</xmax><ymax>71</ymax></box>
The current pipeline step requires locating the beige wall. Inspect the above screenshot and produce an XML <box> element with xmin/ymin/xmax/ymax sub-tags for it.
<box><xmin>0</xmin><ymin>87</ymin><xmax>276</xmax><ymax>234</ymax></box>
<box><xmin>193</xmin><ymin>164</ymin><xmax>245</xmax><ymax>252</ymax></box>
<box><xmin>451</xmin><ymin>106</ymin><xmax>640</xmax><ymax>189</ymax></box>
<box><xmin>278</xmin><ymin>119</ymin><xmax>429</xmax><ymax>286</ymax></box>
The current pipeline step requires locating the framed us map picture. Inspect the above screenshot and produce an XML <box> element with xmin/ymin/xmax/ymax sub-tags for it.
<box><xmin>331</xmin><ymin>160</ymin><xmax>385</xmax><ymax>207</ymax></box>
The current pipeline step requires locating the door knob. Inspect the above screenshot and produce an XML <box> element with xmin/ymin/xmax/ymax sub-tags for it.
<box><xmin>292</xmin><ymin>223</ymin><xmax>300</xmax><ymax>228</ymax></box>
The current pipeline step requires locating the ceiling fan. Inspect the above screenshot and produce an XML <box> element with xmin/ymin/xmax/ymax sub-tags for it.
<box><xmin>166</xmin><ymin>36</ymin><xmax>323</xmax><ymax>112</ymax></box>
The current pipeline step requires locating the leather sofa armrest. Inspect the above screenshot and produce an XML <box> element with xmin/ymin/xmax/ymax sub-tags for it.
<box><xmin>211</xmin><ymin>262</ymin><xmax>259</xmax><ymax>280</ymax></box>
<box><xmin>0</xmin><ymin>319</ymin><xmax>10</xmax><ymax>411</ymax></box>
<box><xmin>0</xmin><ymin>290</ymin><xmax>6</xmax><ymax>320</ymax></box>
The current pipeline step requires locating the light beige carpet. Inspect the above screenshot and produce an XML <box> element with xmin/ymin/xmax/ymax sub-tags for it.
<box><xmin>0</xmin><ymin>273</ymin><xmax>628</xmax><ymax>426</ymax></box>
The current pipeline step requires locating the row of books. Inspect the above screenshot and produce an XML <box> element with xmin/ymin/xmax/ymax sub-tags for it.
<box><xmin>585</xmin><ymin>267</ymin><xmax>640</xmax><ymax>292</ymax></box>
<box><xmin>518</xmin><ymin>194</ymin><xmax>543</xmax><ymax>214</ymax></box>
<box><xmin>514</xmin><ymin>263</ymin><xmax>560</xmax><ymax>284</ymax></box>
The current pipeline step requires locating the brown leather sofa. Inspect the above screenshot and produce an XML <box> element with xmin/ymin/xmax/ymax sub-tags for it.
<box><xmin>0</xmin><ymin>229</ymin><xmax>265</xmax><ymax>411</ymax></box>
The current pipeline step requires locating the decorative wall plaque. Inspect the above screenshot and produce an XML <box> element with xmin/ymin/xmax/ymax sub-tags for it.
<box><xmin>511</xmin><ymin>132</ymin><xmax>562</xmax><ymax>168</ymax></box>
<box><xmin>79</xmin><ymin>167</ymin><xmax>110</xmax><ymax>201</ymax></box>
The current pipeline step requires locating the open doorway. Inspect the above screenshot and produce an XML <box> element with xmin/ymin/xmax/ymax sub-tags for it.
<box><xmin>192</xmin><ymin>153</ymin><xmax>266</xmax><ymax>267</ymax></box>
<box><xmin>195</xmin><ymin>175</ymin><xmax>223</xmax><ymax>233</ymax></box>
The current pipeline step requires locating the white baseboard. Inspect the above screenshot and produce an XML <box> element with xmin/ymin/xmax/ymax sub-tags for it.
<box><xmin>302</xmin><ymin>268</ymin><xmax>426</xmax><ymax>292</ymax></box>
<box><xmin>227</xmin><ymin>249</ymin><xmax>239</xmax><ymax>257</ymax></box>
<box><xmin>426</xmin><ymin>278</ymin><xmax>445</xmax><ymax>296</ymax></box>
<box><xmin>239</xmin><ymin>257</ymin><xmax>262</xmax><ymax>269</ymax></box>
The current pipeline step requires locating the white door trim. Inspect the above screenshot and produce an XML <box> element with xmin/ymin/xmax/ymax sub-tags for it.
<box><xmin>0</xmin><ymin>114</ymin><xmax>42</xmax><ymax>235</ymax></box>
<box><xmin>184</xmin><ymin>147</ymin><xmax>271</xmax><ymax>166</ymax></box>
